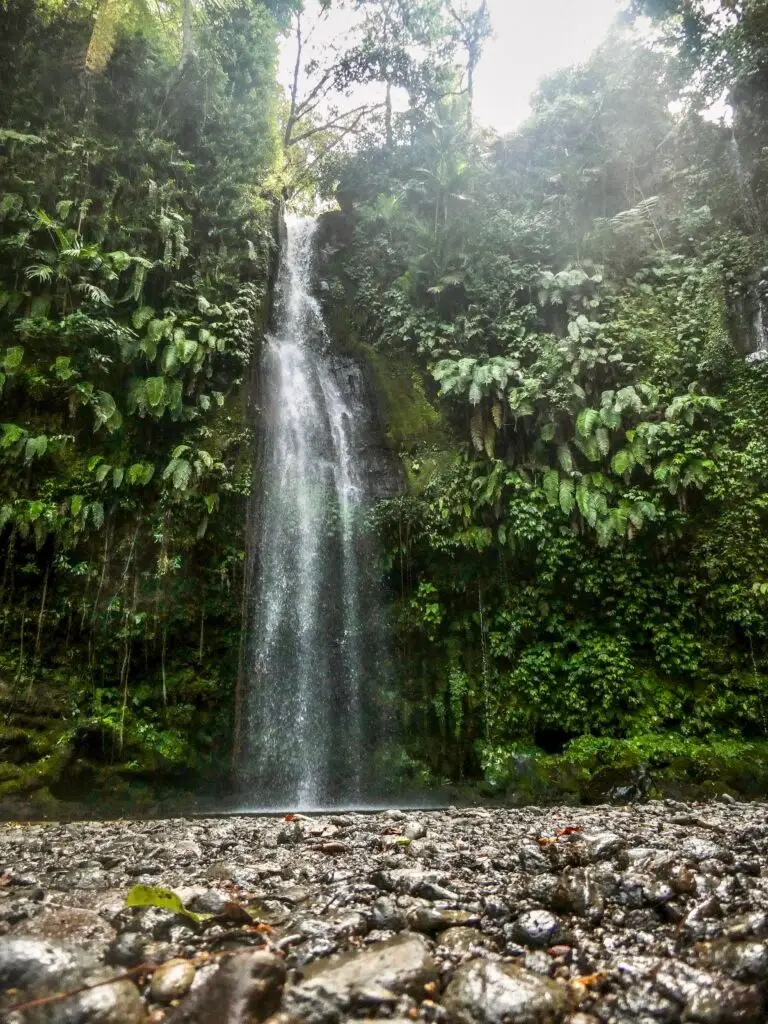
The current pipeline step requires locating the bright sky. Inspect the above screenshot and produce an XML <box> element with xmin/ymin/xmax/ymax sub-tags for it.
<box><xmin>281</xmin><ymin>0</ymin><xmax>624</xmax><ymax>136</ymax></box>
<box><xmin>475</xmin><ymin>0</ymin><xmax>622</xmax><ymax>132</ymax></box>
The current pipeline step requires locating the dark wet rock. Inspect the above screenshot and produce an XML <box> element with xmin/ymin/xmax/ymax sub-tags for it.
<box><xmin>129</xmin><ymin>905</ymin><xmax>197</xmax><ymax>940</ymax></box>
<box><xmin>284</xmin><ymin>933</ymin><xmax>438</xmax><ymax>1023</ymax></box>
<box><xmin>188</xmin><ymin>889</ymin><xmax>229</xmax><ymax>914</ymax></box>
<box><xmin>443</xmin><ymin>959</ymin><xmax>567</xmax><ymax>1024</ymax></box>
<box><xmin>681</xmin><ymin>838</ymin><xmax>732</xmax><ymax>864</ymax></box>
<box><xmin>683</xmin><ymin>980</ymin><xmax>764</xmax><ymax>1022</ymax></box>
<box><xmin>405</xmin><ymin>906</ymin><xmax>478</xmax><ymax>934</ymax></box>
<box><xmin>483</xmin><ymin>897</ymin><xmax>511</xmax><ymax>921</ymax></box>
<box><xmin>724</xmin><ymin>912</ymin><xmax>768</xmax><ymax>940</ymax></box>
<box><xmin>104</xmin><ymin>931</ymin><xmax>145</xmax><ymax>967</ymax></box>
<box><xmin>0</xmin><ymin>936</ymin><xmax>84</xmax><ymax>990</ymax></box>
<box><xmin>670</xmin><ymin>866</ymin><xmax>698</xmax><ymax>895</ymax></box>
<box><xmin>584</xmin><ymin>832</ymin><xmax>625</xmax><ymax>863</ymax></box>
<box><xmin>0</xmin><ymin>936</ymin><xmax>144</xmax><ymax>1024</ymax></box>
<box><xmin>559</xmin><ymin>868</ymin><xmax>604</xmax><ymax>924</ymax></box>
<box><xmin>142</xmin><ymin>940</ymin><xmax>179</xmax><ymax>965</ymax></box>
<box><xmin>370</xmin><ymin>868</ymin><xmax>457</xmax><ymax>901</ymax></box>
<box><xmin>150</xmin><ymin>957</ymin><xmax>197</xmax><ymax>1003</ymax></box>
<box><xmin>332</xmin><ymin>912</ymin><xmax>367</xmax><ymax>939</ymax></box>
<box><xmin>370</xmin><ymin>898</ymin><xmax>404</xmax><ymax>932</ymax></box>
<box><xmin>513</xmin><ymin>910</ymin><xmax>561</xmax><ymax>949</ymax></box>
<box><xmin>206</xmin><ymin>860</ymin><xmax>238</xmax><ymax>880</ymax></box>
<box><xmin>701</xmin><ymin>939</ymin><xmax>768</xmax><ymax>982</ymax></box>
<box><xmin>519</xmin><ymin>845</ymin><xmax>551</xmax><ymax>875</ymax></box>
<box><xmin>168</xmin><ymin>950</ymin><xmax>286</xmax><ymax>1023</ymax></box>
<box><xmin>4</xmin><ymin>803</ymin><xmax>768</xmax><ymax>1024</ymax></box>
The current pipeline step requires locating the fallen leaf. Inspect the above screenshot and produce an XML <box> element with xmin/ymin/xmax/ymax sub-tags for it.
<box><xmin>555</xmin><ymin>826</ymin><xmax>584</xmax><ymax>838</ymax></box>
<box><xmin>125</xmin><ymin>884</ymin><xmax>200</xmax><ymax>924</ymax></box>
<box><xmin>309</xmin><ymin>842</ymin><xmax>348</xmax><ymax>855</ymax></box>
<box><xmin>575</xmin><ymin>971</ymin><xmax>608</xmax><ymax>987</ymax></box>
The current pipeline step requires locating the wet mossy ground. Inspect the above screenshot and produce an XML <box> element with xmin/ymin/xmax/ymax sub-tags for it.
<box><xmin>2</xmin><ymin>728</ymin><xmax>768</xmax><ymax>820</ymax></box>
<box><xmin>461</xmin><ymin>734</ymin><xmax>768</xmax><ymax>806</ymax></box>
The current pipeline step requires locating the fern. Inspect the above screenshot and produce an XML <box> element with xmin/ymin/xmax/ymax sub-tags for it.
<box><xmin>576</xmin><ymin>408</ymin><xmax>599</xmax><ymax>436</ymax></box>
<box><xmin>543</xmin><ymin>470</ymin><xmax>560</xmax><ymax>506</ymax></box>
<box><xmin>132</xmin><ymin>305</ymin><xmax>155</xmax><ymax>329</ymax></box>
<box><xmin>595</xmin><ymin>427</ymin><xmax>610</xmax><ymax>457</ymax></box>
<box><xmin>557</xmin><ymin>443</ymin><xmax>574</xmax><ymax>475</ymax></box>
<box><xmin>75</xmin><ymin>282</ymin><xmax>111</xmax><ymax>306</ymax></box>
<box><xmin>559</xmin><ymin>478</ymin><xmax>575</xmax><ymax>515</ymax></box>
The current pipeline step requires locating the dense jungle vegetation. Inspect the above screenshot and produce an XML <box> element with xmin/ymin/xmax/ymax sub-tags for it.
<box><xmin>4</xmin><ymin>0</ymin><xmax>768</xmax><ymax>811</ymax></box>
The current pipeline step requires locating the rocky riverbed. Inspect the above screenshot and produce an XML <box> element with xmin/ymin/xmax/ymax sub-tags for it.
<box><xmin>1</xmin><ymin>800</ymin><xmax>768</xmax><ymax>1023</ymax></box>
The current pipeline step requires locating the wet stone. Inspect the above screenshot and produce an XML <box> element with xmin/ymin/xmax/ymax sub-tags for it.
<box><xmin>439</xmin><ymin>926</ymin><xmax>487</xmax><ymax>953</ymax></box>
<box><xmin>513</xmin><ymin>910</ymin><xmax>561</xmax><ymax>948</ymax></box>
<box><xmin>584</xmin><ymin>832</ymin><xmax>625</xmax><ymax>863</ymax></box>
<box><xmin>443</xmin><ymin>959</ymin><xmax>567</xmax><ymax>1024</ymax></box>
<box><xmin>5</xmin><ymin>804</ymin><xmax>768</xmax><ymax>1024</ymax></box>
<box><xmin>0</xmin><ymin>937</ymin><xmax>145</xmax><ymax>1024</ymax></box>
<box><xmin>681</xmin><ymin>838</ymin><xmax>732</xmax><ymax>864</ymax></box>
<box><xmin>284</xmin><ymin>933</ymin><xmax>438</xmax><ymax>1023</ymax></box>
<box><xmin>150</xmin><ymin>957</ymin><xmax>197</xmax><ymax>1003</ymax></box>
<box><xmin>168</xmin><ymin>950</ymin><xmax>286</xmax><ymax>1024</ymax></box>
<box><xmin>405</xmin><ymin>905</ymin><xmax>477</xmax><ymax>934</ymax></box>
<box><xmin>188</xmin><ymin>889</ymin><xmax>229</xmax><ymax>914</ymax></box>
<box><xmin>105</xmin><ymin>930</ymin><xmax>145</xmax><ymax>967</ymax></box>
<box><xmin>370</xmin><ymin>898</ymin><xmax>404</xmax><ymax>932</ymax></box>
<box><xmin>701</xmin><ymin>939</ymin><xmax>768</xmax><ymax>982</ymax></box>
<box><xmin>404</xmin><ymin>821</ymin><xmax>427</xmax><ymax>841</ymax></box>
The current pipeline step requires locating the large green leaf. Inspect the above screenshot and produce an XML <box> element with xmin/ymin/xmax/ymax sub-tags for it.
<box><xmin>125</xmin><ymin>884</ymin><xmax>200</xmax><ymax>924</ymax></box>
<box><xmin>145</xmin><ymin>377</ymin><xmax>166</xmax><ymax>408</ymax></box>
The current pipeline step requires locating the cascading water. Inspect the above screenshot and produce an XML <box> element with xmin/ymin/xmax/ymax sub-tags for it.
<box><xmin>727</xmin><ymin>120</ymin><xmax>768</xmax><ymax>363</ymax></box>
<box><xmin>236</xmin><ymin>215</ymin><xmax>394</xmax><ymax>809</ymax></box>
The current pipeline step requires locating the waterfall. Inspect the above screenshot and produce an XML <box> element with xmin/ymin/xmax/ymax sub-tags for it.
<box><xmin>237</xmin><ymin>215</ymin><xmax>392</xmax><ymax>809</ymax></box>
<box><xmin>747</xmin><ymin>291</ymin><xmax>768</xmax><ymax>364</ymax></box>
<box><xmin>727</xmin><ymin>122</ymin><xmax>768</xmax><ymax>363</ymax></box>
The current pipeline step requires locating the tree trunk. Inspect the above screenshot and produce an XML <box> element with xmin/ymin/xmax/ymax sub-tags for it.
<box><xmin>386</xmin><ymin>80</ymin><xmax>393</xmax><ymax>147</ymax></box>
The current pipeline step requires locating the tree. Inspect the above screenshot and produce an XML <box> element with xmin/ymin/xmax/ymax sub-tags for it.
<box><xmin>447</xmin><ymin>0</ymin><xmax>491</xmax><ymax>130</ymax></box>
<box><xmin>281</xmin><ymin>0</ymin><xmax>459</xmax><ymax>185</ymax></box>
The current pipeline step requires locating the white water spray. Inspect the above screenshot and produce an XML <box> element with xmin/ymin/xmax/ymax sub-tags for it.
<box><xmin>238</xmin><ymin>216</ymin><xmax>391</xmax><ymax>808</ymax></box>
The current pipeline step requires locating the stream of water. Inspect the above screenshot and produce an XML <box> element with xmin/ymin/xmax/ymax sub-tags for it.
<box><xmin>237</xmin><ymin>216</ymin><xmax>391</xmax><ymax>809</ymax></box>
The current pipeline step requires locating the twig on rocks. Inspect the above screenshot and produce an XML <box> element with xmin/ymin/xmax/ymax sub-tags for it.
<box><xmin>7</xmin><ymin>962</ymin><xmax>155</xmax><ymax>1015</ymax></box>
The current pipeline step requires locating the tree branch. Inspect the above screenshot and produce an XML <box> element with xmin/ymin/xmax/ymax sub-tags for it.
<box><xmin>288</xmin><ymin>102</ymin><xmax>386</xmax><ymax>146</ymax></box>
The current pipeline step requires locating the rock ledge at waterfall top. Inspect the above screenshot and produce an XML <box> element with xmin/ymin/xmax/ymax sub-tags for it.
<box><xmin>2</xmin><ymin>801</ymin><xmax>768</xmax><ymax>1023</ymax></box>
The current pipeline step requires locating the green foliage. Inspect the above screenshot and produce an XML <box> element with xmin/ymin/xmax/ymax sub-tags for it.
<box><xmin>126</xmin><ymin>884</ymin><xmax>201</xmax><ymax>923</ymax></box>
<box><xmin>8</xmin><ymin>0</ymin><xmax>768</xmax><ymax>800</ymax></box>
<box><xmin>320</xmin><ymin>11</ymin><xmax>768</xmax><ymax>783</ymax></box>
<box><xmin>0</xmin><ymin>0</ymin><xmax>284</xmax><ymax>790</ymax></box>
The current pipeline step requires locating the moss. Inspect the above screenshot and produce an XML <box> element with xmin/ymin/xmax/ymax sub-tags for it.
<box><xmin>361</xmin><ymin>346</ymin><xmax>444</xmax><ymax>448</ymax></box>
<box><xmin>476</xmin><ymin>734</ymin><xmax>768</xmax><ymax>804</ymax></box>
<box><xmin>0</xmin><ymin>744</ymin><xmax>71</xmax><ymax>798</ymax></box>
